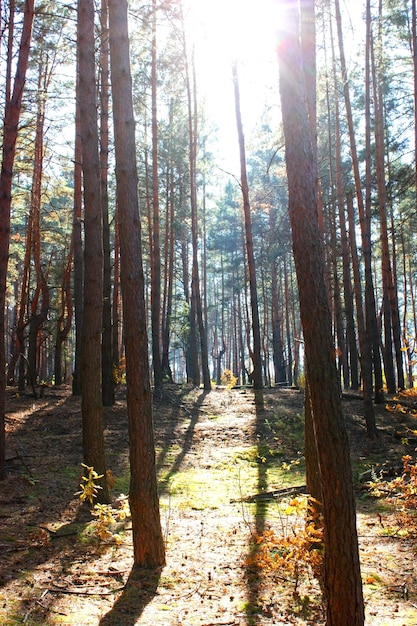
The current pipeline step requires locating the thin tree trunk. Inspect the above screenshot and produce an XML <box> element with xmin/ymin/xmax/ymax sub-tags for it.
<box><xmin>72</xmin><ymin>79</ymin><xmax>83</xmax><ymax>396</ymax></box>
<box><xmin>283</xmin><ymin>256</ymin><xmax>293</xmax><ymax>386</ymax></box>
<box><xmin>331</xmin><ymin>45</ymin><xmax>359</xmax><ymax>389</ymax></box>
<box><xmin>0</xmin><ymin>0</ymin><xmax>35</xmax><ymax>480</ymax></box>
<box><xmin>77</xmin><ymin>0</ymin><xmax>109</xmax><ymax>503</ymax></box>
<box><xmin>161</xmin><ymin>154</ymin><xmax>174</xmax><ymax>381</ymax></box>
<box><xmin>28</xmin><ymin>60</ymin><xmax>50</xmax><ymax>386</ymax></box>
<box><xmin>54</xmin><ymin>246</ymin><xmax>73</xmax><ymax>385</ymax></box>
<box><xmin>100</xmin><ymin>0</ymin><xmax>115</xmax><ymax>406</ymax></box>
<box><xmin>336</xmin><ymin>0</ymin><xmax>384</xmax><ymax>403</ymax></box>
<box><xmin>232</xmin><ymin>60</ymin><xmax>262</xmax><ymax>390</ymax></box>
<box><xmin>112</xmin><ymin>212</ymin><xmax>120</xmax><ymax>369</ymax></box>
<box><xmin>108</xmin><ymin>0</ymin><xmax>165</xmax><ymax>567</ymax></box>
<box><xmin>185</xmin><ymin>45</ymin><xmax>210</xmax><ymax>391</ymax></box>
<box><xmin>372</xmin><ymin>8</ymin><xmax>404</xmax><ymax>390</ymax></box>
<box><xmin>150</xmin><ymin>0</ymin><xmax>163</xmax><ymax>391</ymax></box>
<box><xmin>269</xmin><ymin>207</ymin><xmax>286</xmax><ymax>384</ymax></box>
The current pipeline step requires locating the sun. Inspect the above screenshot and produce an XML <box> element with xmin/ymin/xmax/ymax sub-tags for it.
<box><xmin>187</xmin><ymin>0</ymin><xmax>282</xmax><ymax>62</ymax></box>
<box><xmin>181</xmin><ymin>0</ymin><xmax>284</xmax><ymax>172</ymax></box>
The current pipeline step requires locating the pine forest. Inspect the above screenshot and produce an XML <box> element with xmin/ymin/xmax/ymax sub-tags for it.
<box><xmin>1</xmin><ymin>1</ymin><xmax>417</xmax><ymax>625</ymax></box>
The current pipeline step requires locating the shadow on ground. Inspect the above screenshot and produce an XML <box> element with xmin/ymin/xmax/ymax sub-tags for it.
<box><xmin>99</xmin><ymin>566</ymin><xmax>161</xmax><ymax>626</ymax></box>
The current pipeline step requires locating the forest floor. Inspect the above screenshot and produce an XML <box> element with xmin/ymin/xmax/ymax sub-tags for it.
<box><xmin>1</xmin><ymin>383</ymin><xmax>417</xmax><ymax>625</ymax></box>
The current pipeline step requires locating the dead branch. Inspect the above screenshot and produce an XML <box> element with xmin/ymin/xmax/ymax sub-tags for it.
<box><xmin>231</xmin><ymin>484</ymin><xmax>307</xmax><ymax>503</ymax></box>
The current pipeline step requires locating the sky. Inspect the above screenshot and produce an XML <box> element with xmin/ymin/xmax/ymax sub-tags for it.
<box><xmin>183</xmin><ymin>0</ymin><xmax>366</xmax><ymax>175</ymax></box>
<box><xmin>184</xmin><ymin>0</ymin><xmax>281</xmax><ymax>174</ymax></box>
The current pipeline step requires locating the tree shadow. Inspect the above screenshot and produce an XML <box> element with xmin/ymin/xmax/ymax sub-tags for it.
<box><xmin>99</xmin><ymin>565</ymin><xmax>161</xmax><ymax>625</ymax></box>
<box><xmin>244</xmin><ymin>389</ymin><xmax>269</xmax><ymax>624</ymax></box>
<box><xmin>156</xmin><ymin>389</ymin><xmax>209</xmax><ymax>494</ymax></box>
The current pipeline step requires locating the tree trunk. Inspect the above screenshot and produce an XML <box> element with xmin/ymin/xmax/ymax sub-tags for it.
<box><xmin>72</xmin><ymin>80</ymin><xmax>83</xmax><ymax>396</ymax></box>
<box><xmin>100</xmin><ymin>0</ymin><xmax>115</xmax><ymax>406</ymax></box>
<box><xmin>371</xmin><ymin>10</ymin><xmax>404</xmax><ymax>391</ymax></box>
<box><xmin>150</xmin><ymin>0</ymin><xmax>163</xmax><ymax>391</ymax></box>
<box><xmin>0</xmin><ymin>0</ymin><xmax>35</xmax><ymax>480</ymax></box>
<box><xmin>108</xmin><ymin>0</ymin><xmax>165</xmax><ymax>567</ymax></box>
<box><xmin>232</xmin><ymin>60</ymin><xmax>263</xmax><ymax>390</ymax></box>
<box><xmin>346</xmin><ymin>192</ymin><xmax>377</xmax><ymax>436</ymax></box>
<box><xmin>277</xmin><ymin>4</ymin><xmax>364</xmax><ymax>624</ymax></box>
<box><xmin>112</xmin><ymin>213</ymin><xmax>120</xmax><ymax>370</ymax></box>
<box><xmin>269</xmin><ymin>207</ymin><xmax>286</xmax><ymax>384</ymax></box>
<box><xmin>77</xmin><ymin>0</ymin><xmax>109</xmax><ymax>503</ymax></box>
<box><xmin>336</xmin><ymin>0</ymin><xmax>384</xmax><ymax>403</ymax></box>
<box><xmin>185</xmin><ymin>45</ymin><xmax>210</xmax><ymax>391</ymax></box>
<box><xmin>54</xmin><ymin>248</ymin><xmax>73</xmax><ymax>385</ymax></box>
<box><xmin>28</xmin><ymin>60</ymin><xmax>51</xmax><ymax>386</ymax></box>
<box><xmin>161</xmin><ymin>151</ymin><xmax>174</xmax><ymax>381</ymax></box>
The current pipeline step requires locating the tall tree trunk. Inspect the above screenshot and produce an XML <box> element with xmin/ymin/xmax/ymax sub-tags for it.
<box><xmin>283</xmin><ymin>256</ymin><xmax>293</xmax><ymax>386</ymax></box>
<box><xmin>0</xmin><ymin>0</ymin><xmax>35</xmax><ymax>480</ymax></box>
<box><xmin>72</xmin><ymin>79</ymin><xmax>83</xmax><ymax>396</ymax></box>
<box><xmin>108</xmin><ymin>0</ymin><xmax>165</xmax><ymax>567</ymax></box>
<box><xmin>100</xmin><ymin>0</ymin><xmax>115</xmax><ymax>406</ymax></box>
<box><xmin>277</xmin><ymin>4</ymin><xmax>364</xmax><ymax>624</ymax></box>
<box><xmin>77</xmin><ymin>0</ymin><xmax>109</xmax><ymax>503</ymax></box>
<box><xmin>372</xmin><ymin>7</ymin><xmax>404</xmax><ymax>391</ymax></box>
<box><xmin>346</xmin><ymin>192</ymin><xmax>377</xmax><ymax>436</ymax></box>
<box><xmin>161</xmin><ymin>152</ymin><xmax>174</xmax><ymax>381</ymax></box>
<box><xmin>269</xmin><ymin>207</ymin><xmax>286</xmax><ymax>384</ymax></box>
<box><xmin>185</xmin><ymin>46</ymin><xmax>210</xmax><ymax>391</ymax></box>
<box><xmin>331</xmin><ymin>47</ymin><xmax>359</xmax><ymax>389</ymax></box>
<box><xmin>413</xmin><ymin>0</ymin><xmax>417</xmax><ymax>245</ymax></box>
<box><xmin>232</xmin><ymin>60</ymin><xmax>262</xmax><ymax>390</ymax></box>
<box><xmin>150</xmin><ymin>0</ymin><xmax>163</xmax><ymax>391</ymax></box>
<box><xmin>28</xmin><ymin>59</ymin><xmax>50</xmax><ymax>386</ymax></box>
<box><xmin>335</xmin><ymin>0</ymin><xmax>384</xmax><ymax>403</ymax></box>
<box><xmin>54</xmin><ymin>247</ymin><xmax>73</xmax><ymax>385</ymax></box>
<box><xmin>112</xmin><ymin>213</ymin><xmax>120</xmax><ymax>369</ymax></box>
<box><xmin>364</xmin><ymin>0</ymin><xmax>385</xmax><ymax>402</ymax></box>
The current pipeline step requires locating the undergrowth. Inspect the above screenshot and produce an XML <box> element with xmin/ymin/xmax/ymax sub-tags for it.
<box><xmin>369</xmin><ymin>451</ymin><xmax>417</xmax><ymax>536</ymax></box>
<box><xmin>246</xmin><ymin>496</ymin><xmax>323</xmax><ymax>596</ymax></box>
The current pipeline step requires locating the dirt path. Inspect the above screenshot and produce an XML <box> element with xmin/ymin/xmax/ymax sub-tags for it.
<box><xmin>1</xmin><ymin>385</ymin><xmax>416</xmax><ymax>625</ymax></box>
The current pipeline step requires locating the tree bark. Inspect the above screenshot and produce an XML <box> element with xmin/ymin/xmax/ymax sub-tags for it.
<box><xmin>232</xmin><ymin>60</ymin><xmax>263</xmax><ymax>390</ymax></box>
<box><xmin>72</xmin><ymin>78</ymin><xmax>83</xmax><ymax>396</ymax></box>
<box><xmin>100</xmin><ymin>0</ymin><xmax>115</xmax><ymax>406</ymax></box>
<box><xmin>277</xmin><ymin>4</ymin><xmax>364</xmax><ymax>624</ymax></box>
<box><xmin>185</xmin><ymin>44</ymin><xmax>210</xmax><ymax>391</ymax></box>
<box><xmin>77</xmin><ymin>0</ymin><xmax>109</xmax><ymax>503</ymax></box>
<box><xmin>28</xmin><ymin>58</ymin><xmax>50</xmax><ymax>386</ymax></box>
<box><xmin>336</xmin><ymin>0</ymin><xmax>384</xmax><ymax>403</ymax></box>
<box><xmin>108</xmin><ymin>0</ymin><xmax>165</xmax><ymax>567</ymax></box>
<box><xmin>0</xmin><ymin>0</ymin><xmax>35</xmax><ymax>479</ymax></box>
<box><xmin>54</xmin><ymin>247</ymin><xmax>73</xmax><ymax>385</ymax></box>
<box><xmin>371</xmin><ymin>10</ymin><xmax>404</xmax><ymax>391</ymax></box>
<box><xmin>150</xmin><ymin>0</ymin><xmax>163</xmax><ymax>391</ymax></box>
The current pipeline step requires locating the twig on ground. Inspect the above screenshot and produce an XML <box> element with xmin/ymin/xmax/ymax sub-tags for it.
<box><xmin>47</xmin><ymin>584</ymin><xmax>125</xmax><ymax>596</ymax></box>
<box><xmin>231</xmin><ymin>484</ymin><xmax>307</xmax><ymax>503</ymax></box>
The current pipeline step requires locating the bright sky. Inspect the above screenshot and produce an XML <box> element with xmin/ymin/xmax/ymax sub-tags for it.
<box><xmin>184</xmin><ymin>0</ymin><xmax>366</xmax><ymax>175</ymax></box>
<box><xmin>184</xmin><ymin>0</ymin><xmax>281</xmax><ymax>173</ymax></box>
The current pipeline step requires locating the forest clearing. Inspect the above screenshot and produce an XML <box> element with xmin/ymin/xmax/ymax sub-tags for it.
<box><xmin>1</xmin><ymin>385</ymin><xmax>416</xmax><ymax>626</ymax></box>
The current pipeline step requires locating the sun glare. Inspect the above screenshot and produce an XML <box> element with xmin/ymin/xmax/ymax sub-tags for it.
<box><xmin>186</xmin><ymin>0</ymin><xmax>281</xmax><ymax>65</ymax></box>
<box><xmin>182</xmin><ymin>0</ymin><xmax>284</xmax><ymax>172</ymax></box>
